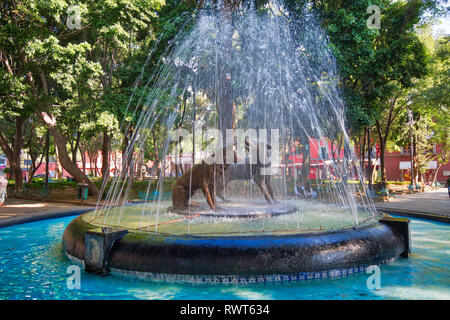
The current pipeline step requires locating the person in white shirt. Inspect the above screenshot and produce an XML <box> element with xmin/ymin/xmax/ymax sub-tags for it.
<box><xmin>0</xmin><ymin>171</ymin><xmax>8</xmax><ymax>207</ymax></box>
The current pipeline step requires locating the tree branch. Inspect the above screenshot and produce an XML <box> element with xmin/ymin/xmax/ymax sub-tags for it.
<box><xmin>0</xmin><ymin>132</ymin><xmax>13</xmax><ymax>160</ymax></box>
<box><xmin>57</xmin><ymin>24</ymin><xmax>91</xmax><ymax>40</ymax></box>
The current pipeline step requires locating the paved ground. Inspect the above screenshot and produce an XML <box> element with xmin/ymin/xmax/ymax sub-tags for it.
<box><xmin>0</xmin><ymin>198</ymin><xmax>94</xmax><ymax>227</ymax></box>
<box><xmin>376</xmin><ymin>188</ymin><xmax>450</xmax><ymax>218</ymax></box>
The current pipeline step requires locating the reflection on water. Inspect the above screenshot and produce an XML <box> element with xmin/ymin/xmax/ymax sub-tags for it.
<box><xmin>374</xmin><ymin>286</ymin><xmax>450</xmax><ymax>300</ymax></box>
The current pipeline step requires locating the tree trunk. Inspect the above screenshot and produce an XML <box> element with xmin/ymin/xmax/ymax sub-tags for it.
<box><xmin>72</xmin><ymin>131</ymin><xmax>81</xmax><ymax>163</ymax></box>
<box><xmin>301</xmin><ymin>138</ymin><xmax>310</xmax><ymax>186</ymax></box>
<box><xmin>36</xmin><ymin>108</ymin><xmax>99</xmax><ymax>195</ymax></box>
<box><xmin>217</xmin><ymin>0</ymin><xmax>234</xmax><ymax>141</ymax></box>
<box><xmin>54</xmin><ymin>146</ymin><xmax>64</xmax><ymax>179</ymax></box>
<box><xmin>137</xmin><ymin>152</ymin><xmax>144</xmax><ymax>180</ymax></box>
<box><xmin>0</xmin><ymin>116</ymin><xmax>25</xmax><ymax>192</ymax></box>
<box><xmin>121</xmin><ymin>125</ymin><xmax>134</xmax><ymax>175</ymax></box>
<box><xmin>361</xmin><ymin>128</ymin><xmax>367</xmax><ymax>181</ymax></box>
<box><xmin>12</xmin><ymin>117</ymin><xmax>24</xmax><ymax>192</ymax></box>
<box><xmin>27</xmin><ymin>155</ymin><xmax>43</xmax><ymax>182</ymax></box>
<box><xmin>342</xmin><ymin>141</ymin><xmax>349</xmax><ymax>185</ymax></box>
<box><xmin>151</xmin><ymin>130</ymin><xmax>161</xmax><ymax>177</ymax></box>
<box><xmin>367</xmin><ymin>128</ymin><xmax>373</xmax><ymax>190</ymax></box>
<box><xmin>94</xmin><ymin>155</ymin><xmax>98</xmax><ymax>177</ymax></box>
<box><xmin>101</xmin><ymin>131</ymin><xmax>110</xmax><ymax>184</ymax></box>
<box><xmin>376</xmin><ymin>125</ymin><xmax>387</xmax><ymax>184</ymax></box>
<box><xmin>26</xmin><ymin>134</ymin><xmax>44</xmax><ymax>183</ymax></box>
<box><xmin>375</xmin><ymin>98</ymin><xmax>401</xmax><ymax>185</ymax></box>
<box><xmin>379</xmin><ymin>144</ymin><xmax>387</xmax><ymax>184</ymax></box>
<box><xmin>23</xmin><ymin>67</ymin><xmax>99</xmax><ymax>194</ymax></box>
<box><xmin>80</xmin><ymin>148</ymin><xmax>87</xmax><ymax>175</ymax></box>
<box><xmin>432</xmin><ymin>164</ymin><xmax>443</xmax><ymax>185</ymax></box>
<box><xmin>87</xmin><ymin>150</ymin><xmax>93</xmax><ymax>176</ymax></box>
<box><xmin>174</xmin><ymin>163</ymin><xmax>180</xmax><ymax>177</ymax></box>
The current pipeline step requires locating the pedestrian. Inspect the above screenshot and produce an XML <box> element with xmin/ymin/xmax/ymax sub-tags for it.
<box><xmin>294</xmin><ymin>182</ymin><xmax>306</xmax><ymax>198</ymax></box>
<box><xmin>445</xmin><ymin>175</ymin><xmax>450</xmax><ymax>199</ymax></box>
<box><xmin>0</xmin><ymin>170</ymin><xmax>8</xmax><ymax>207</ymax></box>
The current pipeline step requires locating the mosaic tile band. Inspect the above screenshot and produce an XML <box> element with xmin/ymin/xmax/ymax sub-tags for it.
<box><xmin>67</xmin><ymin>253</ymin><xmax>397</xmax><ymax>283</ymax></box>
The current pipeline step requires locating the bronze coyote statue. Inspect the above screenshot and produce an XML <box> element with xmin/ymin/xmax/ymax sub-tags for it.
<box><xmin>215</xmin><ymin>140</ymin><xmax>276</xmax><ymax>204</ymax></box>
<box><xmin>172</xmin><ymin>161</ymin><xmax>228</xmax><ymax>211</ymax></box>
<box><xmin>172</xmin><ymin>141</ymin><xmax>276</xmax><ymax>211</ymax></box>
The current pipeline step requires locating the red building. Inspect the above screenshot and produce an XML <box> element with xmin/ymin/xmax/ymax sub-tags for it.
<box><xmin>284</xmin><ymin>138</ymin><xmax>450</xmax><ymax>184</ymax></box>
<box><xmin>286</xmin><ymin>137</ymin><xmax>344</xmax><ymax>180</ymax></box>
<box><xmin>382</xmin><ymin>145</ymin><xmax>450</xmax><ymax>184</ymax></box>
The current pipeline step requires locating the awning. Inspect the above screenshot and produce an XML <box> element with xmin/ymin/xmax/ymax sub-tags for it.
<box><xmin>399</xmin><ymin>161</ymin><xmax>411</xmax><ymax>170</ymax></box>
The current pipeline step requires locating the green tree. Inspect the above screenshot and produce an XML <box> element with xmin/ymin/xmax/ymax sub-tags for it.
<box><xmin>408</xmin><ymin>34</ymin><xmax>450</xmax><ymax>184</ymax></box>
<box><xmin>0</xmin><ymin>50</ymin><xmax>32</xmax><ymax>191</ymax></box>
<box><xmin>289</xmin><ymin>0</ymin><xmax>438</xmax><ymax>185</ymax></box>
<box><xmin>0</xmin><ymin>0</ymin><xmax>164</xmax><ymax>195</ymax></box>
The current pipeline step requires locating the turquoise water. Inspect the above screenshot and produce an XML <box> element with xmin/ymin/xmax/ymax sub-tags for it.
<box><xmin>0</xmin><ymin>215</ymin><xmax>449</xmax><ymax>300</ymax></box>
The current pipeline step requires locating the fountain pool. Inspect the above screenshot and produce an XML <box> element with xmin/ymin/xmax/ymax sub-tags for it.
<box><xmin>0</xmin><ymin>214</ymin><xmax>448</xmax><ymax>299</ymax></box>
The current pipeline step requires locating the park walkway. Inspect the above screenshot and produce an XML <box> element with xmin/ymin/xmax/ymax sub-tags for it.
<box><xmin>375</xmin><ymin>188</ymin><xmax>449</xmax><ymax>220</ymax></box>
<box><xmin>0</xmin><ymin>198</ymin><xmax>94</xmax><ymax>227</ymax></box>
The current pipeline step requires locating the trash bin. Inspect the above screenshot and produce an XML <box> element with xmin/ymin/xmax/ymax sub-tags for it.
<box><xmin>77</xmin><ymin>183</ymin><xmax>89</xmax><ymax>200</ymax></box>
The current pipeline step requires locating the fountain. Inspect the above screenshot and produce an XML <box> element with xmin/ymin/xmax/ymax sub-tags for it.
<box><xmin>62</xmin><ymin>1</ymin><xmax>409</xmax><ymax>282</ymax></box>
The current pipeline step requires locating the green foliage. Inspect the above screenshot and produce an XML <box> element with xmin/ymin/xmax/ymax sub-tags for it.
<box><xmin>0</xmin><ymin>0</ymin><xmax>167</xmax><ymax>188</ymax></box>
<box><xmin>405</xmin><ymin>31</ymin><xmax>450</xmax><ymax>167</ymax></box>
<box><xmin>387</xmin><ymin>180</ymin><xmax>410</xmax><ymax>185</ymax></box>
<box><xmin>0</xmin><ymin>70</ymin><xmax>31</xmax><ymax>119</ymax></box>
<box><xmin>1</xmin><ymin>0</ymin><xmax>448</xmax><ymax>187</ymax></box>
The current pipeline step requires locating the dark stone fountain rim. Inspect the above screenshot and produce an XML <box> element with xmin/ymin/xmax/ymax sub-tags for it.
<box><xmin>62</xmin><ymin>213</ymin><xmax>409</xmax><ymax>279</ymax></box>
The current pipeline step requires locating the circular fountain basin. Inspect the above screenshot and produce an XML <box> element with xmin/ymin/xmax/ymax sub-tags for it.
<box><xmin>169</xmin><ymin>201</ymin><xmax>298</xmax><ymax>218</ymax></box>
<box><xmin>62</xmin><ymin>201</ymin><xmax>408</xmax><ymax>283</ymax></box>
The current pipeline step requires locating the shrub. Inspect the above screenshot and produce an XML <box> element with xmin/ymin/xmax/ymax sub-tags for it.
<box><xmin>387</xmin><ymin>181</ymin><xmax>410</xmax><ymax>185</ymax></box>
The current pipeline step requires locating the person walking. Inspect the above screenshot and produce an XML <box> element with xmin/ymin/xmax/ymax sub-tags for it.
<box><xmin>445</xmin><ymin>176</ymin><xmax>450</xmax><ymax>199</ymax></box>
<box><xmin>0</xmin><ymin>171</ymin><xmax>8</xmax><ymax>207</ymax></box>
